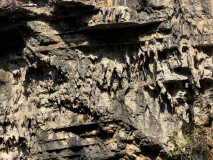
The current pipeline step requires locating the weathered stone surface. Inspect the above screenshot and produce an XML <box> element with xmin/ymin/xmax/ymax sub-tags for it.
<box><xmin>0</xmin><ymin>0</ymin><xmax>212</xmax><ymax>159</ymax></box>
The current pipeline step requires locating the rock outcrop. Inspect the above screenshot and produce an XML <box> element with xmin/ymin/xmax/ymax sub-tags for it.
<box><xmin>0</xmin><ymin>0</ymin><xmax>212</xmax><ymax>159</ymax></box>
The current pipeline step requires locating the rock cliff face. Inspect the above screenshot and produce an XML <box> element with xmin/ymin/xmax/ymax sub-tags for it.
<box><xmin>0</xmin><ymin>0</ymin><xmax>213</xmax><ymax>159</ymax></box>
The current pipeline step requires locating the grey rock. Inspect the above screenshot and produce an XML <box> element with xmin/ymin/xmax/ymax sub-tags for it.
<box><xmin>0</xmin><ymin>0</ymin><xmax>213</xmax><ymax>159</ymax></box>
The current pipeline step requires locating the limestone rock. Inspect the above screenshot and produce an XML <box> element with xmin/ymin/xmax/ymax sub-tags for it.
<box><xmin>0</xmin><ymin>0</ymin><xmax>213</xmax><ymax>159</ymax></box>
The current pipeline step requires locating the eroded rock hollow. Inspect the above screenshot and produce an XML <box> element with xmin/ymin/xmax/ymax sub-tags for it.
<box><xmin>0</xmin><ymin>0</ymin><xmax>213</xmax><ymax>159</ymax></box>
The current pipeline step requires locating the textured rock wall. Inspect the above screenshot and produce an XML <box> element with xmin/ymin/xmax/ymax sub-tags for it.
<box><xmin>0</xmin><ymin>0</ymin><xmax>213</xmax><ymax>159</ymax></box>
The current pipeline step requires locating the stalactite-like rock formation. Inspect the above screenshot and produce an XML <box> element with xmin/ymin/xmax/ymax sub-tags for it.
<box><xmin>0</xmin><ymin>0</ymin><xmax>212</xmax><ymax>159</ymax></box>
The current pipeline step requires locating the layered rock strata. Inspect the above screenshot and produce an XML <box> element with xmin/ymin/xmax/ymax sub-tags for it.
<box><xmin>0</xmin><ymin>0</ymin><xmax>213</xmax><ymax>159</ymax></box>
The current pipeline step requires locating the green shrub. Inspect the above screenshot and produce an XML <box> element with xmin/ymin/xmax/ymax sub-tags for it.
<box><xmin>168</xmin><ymin>128</ymin><xmax>213</xmax><ymax>160</ymax></box>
